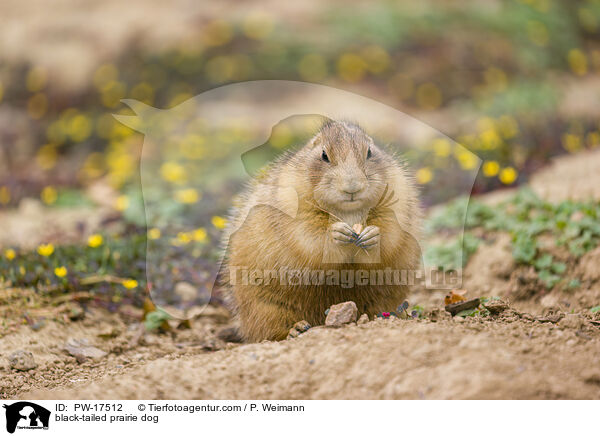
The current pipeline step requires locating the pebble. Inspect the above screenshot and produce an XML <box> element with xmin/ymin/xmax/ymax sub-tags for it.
<box><xmin>174</xmin><ymin>281</ymin><xmax>198</xmax><ymax>302</ymax></box>
<box><xmin>293</xmin><ymin>320</ymin><xmax>311</xmax><ymax>333</ymax></box>
<box><xmin>357</xmin><ymin>314</ymin><xmax>369</xmax><ymax>325</ymax></box>
<box><xmin>428</xmin><ymin>308</ymin><xmax>452</xmax><ymax>322</ymax></box>
<box><xmin>483</xmin><ymin>299</ymin><xmax>510</xmax><ymax>315</ymax></box>
<box><xmin>8</xmin><ymin>350</ymin><xmax>37</xmax><ymax>371</ymax></box>
<box><xmin>558</xmin><ymin>314</ymin><xmax>584</xmax><ymax>330</ymax></box>
<box><xmin>64</xmin><ymin>338</ymin><xmax>108</xmax><ymax>363</ymax></box>
<box><xmin>286</xmin><ymin>320</ymin><xmax>312</xmax><ymax>339</ymax></box>
<box><xmin>325</xmin><ymin>301</ymin><xmax>358</xmax><ymax>327</ymax></box>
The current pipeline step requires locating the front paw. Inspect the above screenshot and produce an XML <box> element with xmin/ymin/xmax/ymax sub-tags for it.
<box><xmin>356</xmin><ymin>225</ymin><xmax>380</xmax><ymax>249</ymax></box>
<box><xmin>330</xmin><ymin>221</ymin><xmax>356</xmax><ymax>245</ymax></box>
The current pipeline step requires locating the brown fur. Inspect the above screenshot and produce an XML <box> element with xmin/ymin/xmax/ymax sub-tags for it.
<box><xmin>220</xmin><ymin>121</ymin><xmax>422</xmax><ymax>342</ymax></box>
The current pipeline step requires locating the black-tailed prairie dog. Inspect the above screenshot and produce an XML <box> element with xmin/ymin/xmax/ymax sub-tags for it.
<box><xmin>221</xmin><ymin>120</ymin><xmax>422</xmax><ymax>341</ymax></box>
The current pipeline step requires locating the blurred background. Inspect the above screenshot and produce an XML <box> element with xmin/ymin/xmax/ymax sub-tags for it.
<box><xmin>1</xmin><ymin>0</ymin><xmax>600</xmax><ymax>310</ymax></box>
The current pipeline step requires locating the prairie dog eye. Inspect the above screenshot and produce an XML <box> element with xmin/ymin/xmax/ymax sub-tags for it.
<box><xmin>321</xmin><ymin>150</ymin><xmax>330</xmax><ymax>162</ymax></box>
<box><xmin>367</xmin><ymin>147</ymin><xmax>372</xmax><ymax>159</ymax></box>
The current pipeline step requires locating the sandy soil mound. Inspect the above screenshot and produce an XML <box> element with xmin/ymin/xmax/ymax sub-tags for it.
<box><xmin>15</xmin><ymin>310</ymin><xmax>600</xmax><ymax>400</ymax></box>
<box><xmin>530</xmin><ymin>149</ymin><xmax>600</xmax><ymax>202</ymax></box>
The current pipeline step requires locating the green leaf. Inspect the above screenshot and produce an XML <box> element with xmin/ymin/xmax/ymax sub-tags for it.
<box><xmin>590</xmin><ymin>306</ymin><xmax>600</xmax><ymax>314</ymax></box>
<box><xmin>143</xmin><ymin>309</ymin><xmax>172</xmax><ymax>331</ymax></box>
<box><xmin>456</xmin><ymin>308</ymin><xmax>478</xmax><ymax>317</ymax></box>
<box><xmin>551</xmin><ymin>262</ymin><xmax>567</xmax><ymax>274</ymax></box>
<box><xmin>513</xmin><ymin>232</ymin><xmax>537</xmax><ymax>264</ymax></box>
<box><xmin>538</xmin><ymin>269</ymin><xmax>561</xmax><ymax>289</ymax></box>
<box><xmin>410</xmin><ymin>305</ymin><xmax>425</xmax><ymax>318</ymax></box>
<box><xmin>534</xmin><ymin>253</ymin><xmax>553</xmax><ymax>270</ymax></box>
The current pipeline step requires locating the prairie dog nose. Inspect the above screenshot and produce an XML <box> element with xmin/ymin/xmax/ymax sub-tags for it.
<box><xmin>340</xmin><ymin>179</ymin><xmax>364</xmax><ymax>194</ymax></box>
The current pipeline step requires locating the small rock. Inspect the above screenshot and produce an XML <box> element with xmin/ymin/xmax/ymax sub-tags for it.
<box><xmin>453</xmin><ymin>316</ymin><xmax>465</xmax><ymax>323</ymax></box>
<box><xmin>8</xmin><ymin>350</ymin><xmax>37</xmax><ymax>371</ymax></box>
<box><xmin>174</xmin><ymin>281</ymin><xmax>198</xmax><ymax>303</ymax></box>
<box><xmin>30</xmin><ymin>321</ymin><xmax>45</xmax><ymax>331</ymax></box>
<box><xmin>325</xmin><ymin>301</ymin><xmax>358</xmax><ymax>327</ymax></box>
<box><xmin>537</xmin><ymin>313</ymin><xmax>564</xmax><ymax>323</ymax></box>
<box><xmin>429</xmin><ymin>308</ymin><xmax>452</xmax><ymax>322</ymax></box>
<box><xmin>287</xmin><ymin>320</ymin><xmax>311</xmax><ymax>339</ymax></box>
<box><xmin>558</xmin><ymin>313</ymin><xmax>584</xmax><ymax>330</ymax></box>
<box><xmin>483</xmin><ymin>298</ymin><xmax>509</xmax><ymax>315</ymax></box>
<box><xmin>357</xmin><ymin>314</ymin><xmax>369</xmax><ymax>325</ymax></box>
<box><xmin>64</xmin><ymin>338</ymin><xmax>107</xmax><ymax>363</ymax></box>
<box><xmin>293</xmin><ymin>320</ymin><xmax>311</xmax><ymax>333</ymax></box>
<box><xmin>67</xmin><ymin>305</ymin><xmax>85</xmax><ymax>321</ymax></box>
<box><xmin>520</xmin><ymin>313</ymin><xmax>535</xmax><ymax>321</ymax></box>
<box><xmin>97</xmin><ymin>326</ymin><xmax>121</xmax><ymax>339</ymax></box>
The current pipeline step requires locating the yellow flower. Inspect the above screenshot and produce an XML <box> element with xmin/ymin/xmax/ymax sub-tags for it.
<box><xmin>54</xmin><ymin>266</ymin><xmax>67</xmax><ymax>278</ymax></box>
<box><xmin>361</xmin><ymin>45</ymin><xmax>390</xmax><ymax>74</ymax></box>
<box><xmin>562</xmin><ymin>133</ymin><xmax>582</xmax><ymax>153</ymax></box>
<box><xmin>211</xmin><ymin>216</ymin><xmax>227</xmax><ymax>229</ymax></box>
<box><xmin>37</xmin><ymin>243</ymin><xmax>55</xmax><ymax>257</ymax></box>
<box><xmin>41</xmin><ymin>186</ymin><xmax>58</xmax><ymax>205</ymax></box>
<box><xmin>568</xmin><ymin>48</ymin><xmax>588</xmax><ymax>76</ymax></box>
<box><xmin>160</xmin><ymin>161</ymin><xmax>187</xmax><ymax>184</ymax></box>
<box><xmin>88</xmin><ymin>234</ymin><xmax>103</xmax><ymax>248</ymax></box>
<box><xmin>336</xmin><ymin>53</ymin><xmax>367</xmax><ymax>83</ymax></box>
<box><xmin>36</xmin><ymin>144</ymin><xmax>57</xmax><ymax>170</ymax></box>
<box><xmin>115</xmin><ymin>195</ymin><xmax>130</xmax><ymax>211</ymax></box>
<box><xmin>415</xmin><ymin>167</ymin><xmax>433</xmax><ymax>184</ymax></box>
<box><xmin>527</xmin><ymin>21</ymin><xmax>549</xmax><ymax>47</ymax></box>
<box><xmin>122</xmin><ymin>279</ymin><xmax>138</xmax><ymax>289</ymax></box>
<box><xmin>68</xmin><ymin>114</ymin><xmax>92</xmax><ymax>143</ymax></box>
<box><xmin>175</xmin><ymin>188</ymin><xmax>200</xmax><ymax>204</ymax></box>
<box><xmin>0</xmin><ymin>186</ymin><xmax>10</xmax><ymax>205</ymax></box>
<box><xmin>4</xmin><ymin>248</ymin><xmax>16</xmax><ymax>261</ymax></box>
<box><xmin>193</xmin><ymin>228</ymin><xmax>207</xmax><ymax>242</ymax></box>
<box><xmin>26</xmin><ymin>66</ymin><xmax>47</xmax><ymax>92</ymax></box>
<box><xmin>482</xmin><ymin>161</ymin><xmax>500</xmax><ymax>177</ymax></box>
<box><xmin>497</xmin><ymin>115</ymin><xmax>519</xmax><ymax>139</ymax></box>
<box><xmin>148</xmin><ymin>228</ymin><xmax>161</xmax><ymax>240</ymax></box>
<box><xmin>176</xmin><ymin>232</ymin><xmax>192</xmax><ymax>245</ymax></box>
<box><xmin>455</xmin><ymin>148</ymin><xmax>478</xmax><ymax>170</ymax></box>
<box><xmin>432</xmin><ymin>138</ymin><xmax>451</xmax><ymax>157</ymax></box>
<box><xmin>479</xmin><ymin>129</ymin><xmax>501</xmax><ymax>150</ymax></box>
<box><xmin>587</xmin><ymin>131</ymin><xmax>600</xmax><ymax>148</ymax></box>
<box><xmin>28</xmin><ymin>93</ymin><xmax>48</xmax><ymax>120</ymax></box>
<box><xmin>499</xmin><ymin>167</ymin><xmax>518</xmax><ymax>185</ymax></box>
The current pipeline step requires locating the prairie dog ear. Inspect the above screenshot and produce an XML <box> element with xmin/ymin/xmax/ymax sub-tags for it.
<box><xmin>306</xmin><ymin>132</ymin><xmax>323</xmax><ymax>149</ymax></box>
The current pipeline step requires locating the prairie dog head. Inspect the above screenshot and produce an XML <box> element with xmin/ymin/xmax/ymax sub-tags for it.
<box><xmin>305</xmin><ymin>121</ymin><xmax>388</xmax><ymax>219</ymax></box>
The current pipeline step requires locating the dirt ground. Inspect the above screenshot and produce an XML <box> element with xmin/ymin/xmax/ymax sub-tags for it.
<box><xmin>10</xmin><ymin>310</ymin><xmax>600</xmax><ymax>400</ymax></box>
<box><xmin>2</xmin><ymin>149</ymin><xmax>600</xmax><ymax>400</ymax></box>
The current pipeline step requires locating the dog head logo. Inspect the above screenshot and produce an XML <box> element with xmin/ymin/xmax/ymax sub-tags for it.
<box><xmin>3</xmin><ymin>402</ymin><xmax>50</xmax><ymax>433</ymax></box>
<box><xmin>115</xmin><ymin>80</ymin><xmax>481</xmax><ymax>316</ymax></box>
